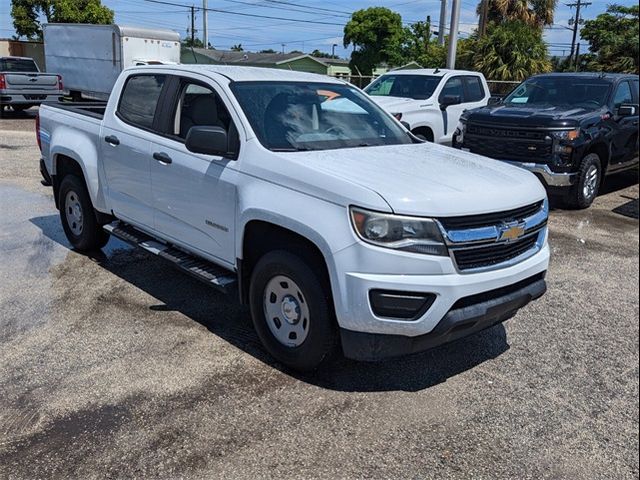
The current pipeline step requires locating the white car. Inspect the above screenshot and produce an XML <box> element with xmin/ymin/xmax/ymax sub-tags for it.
<box><xmin>365</xmin><ymin>69</ymin><xmax>490</xmax><ymax>145</ymax></box>
<box><xmin>38</xmin><ymin>65</ymin><xmax>549</xmax><ymax>371</ymax></box>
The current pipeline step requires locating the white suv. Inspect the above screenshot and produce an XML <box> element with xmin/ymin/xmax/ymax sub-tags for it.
<box><xmin>365</xmin><ymin>69</ymin><xmax>490</xmax><ymax>145</ymax></box>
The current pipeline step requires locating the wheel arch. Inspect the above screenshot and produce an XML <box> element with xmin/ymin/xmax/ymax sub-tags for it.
<box><xmin>239</xmin><ymin>218</ymin><xmax>333</xmax><ymax>307</ymax></box>
<box><xmin>584</xmin><ymin>142</ymin><xmax>610</xmax><ymax>174</ymax></box>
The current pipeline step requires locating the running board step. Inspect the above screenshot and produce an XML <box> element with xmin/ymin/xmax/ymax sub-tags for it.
<box><xmin>104</xmin><ymin>221</ymin><xmax>237</xmax><ymax>295</ymax></box>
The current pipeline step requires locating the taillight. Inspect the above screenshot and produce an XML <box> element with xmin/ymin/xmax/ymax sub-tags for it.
<box><xmin>56</xmin><ymin>74</ymin><xmax>63</xmax><ymax>91</ymax></box>
<box><xmin>0</xmin><ymin>74</ymin><xmax>6</xmax><ymax>90</ymax></box>
<box><xmin>35</xmin><ymin>113</ymin><xmax>42</xmax><ymax>152</ymax></box>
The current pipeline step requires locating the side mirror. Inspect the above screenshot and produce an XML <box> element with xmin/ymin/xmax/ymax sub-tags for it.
<box><xmin>488</xmin><ymin>96</ymin><xmax>502</xmax><ymax>106</ymax></box>
<box><xmin>185</xmin><ymin>126</ymin><xmax>230</xmax><ymax>157</ymax></box>
<box><xmin>440</xmin><ymin>94</ymin><xmax>462</xmax><ymax>110</ymax></box>
<box><xmin>617</xmin><ymin>105</ymin><xmax>637</xmax><ymax>117</ymax></box>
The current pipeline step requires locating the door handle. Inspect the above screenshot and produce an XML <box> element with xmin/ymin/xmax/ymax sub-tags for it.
<box><xmin>153</xmin><ymin>152</ymin><xmax>172</xmax><ymax>164</ymax></box>
<box><xmin>104</xmin><ymin>135</ymin><xmax>120</xmax><ymax>146</ymax></box>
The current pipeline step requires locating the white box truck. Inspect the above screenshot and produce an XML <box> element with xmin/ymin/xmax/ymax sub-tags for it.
<box><xmin>43</xmin><ymin>24</ymin><xmax>180</xmax><ymax>100</ymax></box>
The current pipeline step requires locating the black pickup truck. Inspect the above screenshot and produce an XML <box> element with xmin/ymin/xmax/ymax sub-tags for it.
<box><xmin>454</xmin><ymin>73</ymin><xmax>639</xmax><ymax>208</ymax></box>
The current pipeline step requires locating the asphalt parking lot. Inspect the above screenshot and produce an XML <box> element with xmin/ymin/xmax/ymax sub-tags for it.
<box><xmin>1</xmin><ymin>107</ymin><xmax>638</xmax><ymax>479</ymax></box>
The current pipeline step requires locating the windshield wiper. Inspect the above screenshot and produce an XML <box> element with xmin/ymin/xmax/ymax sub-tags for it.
<box><xmin>271</xmin><ymin>147</ymin><xmax>313</xmax><ymax>152</ymax></box>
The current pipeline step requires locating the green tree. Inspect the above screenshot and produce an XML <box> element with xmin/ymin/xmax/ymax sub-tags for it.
<box><xmin>310</xmin><ymin>49</ymin><xmax>338</xmax><ymax>59</ymax></box>
<box><xmin>479</xmin><ymin>0</ymin><xmax>557</xmax><ymax>28</ymax></box>
<box><xmin>231</xmin><ymin>44</ymin><xmax>244</xmax><ymax>51</ymax></box>
<box><xmin>343</xmin><ymin>7</ymin><xmax>405</xmax><ymax>76</ymax></box>
<box><xmin>462</xmin><ymin>21</ymin><xmax>551</xmax><ymax>80</ymax></box>
<box><xmin>11</xmin><ymin>0</ymin><xmax>114</xmax><ymax>39</ymax></box>
<box><xmin>401</xmin><ymin>18</ymin><xmax>446</xmax><ymax>68</ymax></box>
<box><xmin>580</xmin><ymin>4</ymin><xmax>639</xmax><ymax>73</ymax></box>
<box><xmin>259</xmin><ymin>48</ymin><xmax>278</xmax><ymax>54</ymax></box>
<box><xmin>182</xmin><ymin>38</ymin><xmax>205</xmax><ymax>48</ymax></box>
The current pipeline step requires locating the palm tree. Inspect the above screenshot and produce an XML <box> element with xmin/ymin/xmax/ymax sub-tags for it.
<box><xmin>465</xmin><ymin>21</ymin><xmax>552</xmax><ymax>81</ymax></box>
<box><xmin>478</xmin><ymin>0</ymin><xmax>557</xmax><ymax>28</ymax></box>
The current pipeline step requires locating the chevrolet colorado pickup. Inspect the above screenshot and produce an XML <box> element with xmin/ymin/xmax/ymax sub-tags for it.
<box><xmin>365</xmin><ymin>69</ymin><xmax>490</xmax><ymax>145</ymax></box>
<box><xmin>38</xmin><ymin>65</ymin><xmax>549</xmax><ymax>371</ymax></box>
<box><xmin>0</xmin><ymin>56</ymin><xmax>63</xmax><ymax>112</ymax></box>
<box><xmin>454</xmin><ymin>73</ymin><xmax>639</xmax><ymax>209</ymax></box>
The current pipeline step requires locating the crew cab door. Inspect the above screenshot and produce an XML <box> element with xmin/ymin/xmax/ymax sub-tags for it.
<box><xmin>148</xmin><ymin>75</ymin><xmax>239</xmax><ymax>266</ymax></box>
<box><xmin>437</xmin><ymin>75</ymin><xmax>488</xmax><ymax>144</ymax></box>
<box><xmin>101</xmin><ymin>73</ymin><xmax>168</xmax><ymax>229</ymax></box>
<box><xmin>609</xmin><ymin>80</ymin><xmax>639</xmax><ymax>167</ymax></box>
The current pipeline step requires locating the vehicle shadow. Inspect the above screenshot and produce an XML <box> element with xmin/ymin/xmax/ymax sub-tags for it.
<box><xmin>0</xmin><ymin>107</ymin><xmax>38</xmax><ymax>119</ymax></box>
<box><xmin>30</xmin><ymin>214</ymin><xmax>510</xmax><ymax>393</ymax></box>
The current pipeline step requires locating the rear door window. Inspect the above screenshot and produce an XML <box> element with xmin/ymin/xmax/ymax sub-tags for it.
<box><xmin>117</xmin><ymin>74</ymin><xmax>166</xmax><ymax>129</ymax></box>
<box><xmin>0</xmin><ymin>58</ymin><xmax>38</xmax><ymax>72</ymax></box>
<box><xmin>464</xmin><ymin>76</ymin><xmax>485</xmax><ymax>102</ymax></box>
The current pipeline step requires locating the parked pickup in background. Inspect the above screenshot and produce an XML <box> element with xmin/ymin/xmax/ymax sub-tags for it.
<box><xmin>454</xmin><ymin>73</ymin><xmax>640</xmax><ymax>209</ymax></box>
<box><xmin>0</xmin><ymin>56</ymin><xmax>63</xmax><ymax>112</ymax></box>
<box><xmin>38</xmin><ymin>65</ymin><xmax>549</xmax><ymax>371</ymax></box>
<box><xmin>364</xmin><ymin>68</ymin><xmax>490</xmax><ymax>145</ymax></box>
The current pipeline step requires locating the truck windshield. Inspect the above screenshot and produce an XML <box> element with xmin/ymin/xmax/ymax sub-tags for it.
<box><xmin>0</xmin><ymin>58</ymin><xmax>39</xmax><ymax>72</ymax></box>
<box><xmin>365</xmin><ymin>74</ymin><xmax>441</xmax><ymax>100</ymax></box>
<box><xmin>231</xmin><ymin>81</ymin><xmax>412</xmax><ymax>152</ymax></box>
<box><xmin>504</xmin><ymin>77</ymin><xmax>612</xmax><ymax>108</ymax></box>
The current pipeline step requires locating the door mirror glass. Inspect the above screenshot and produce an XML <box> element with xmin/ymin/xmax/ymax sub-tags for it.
<box><xmin>617</xmin><ymin>105</ymin><xmax>636</xmax><ymax>117</ymax></box>
<box><xmin>440</xmin><ymin>94</ymin><xmax>462</xmax><ymax>110</ymax></box>
<box><xmin>185</xmin><ymin>126</ymin><xmax>229</xmax><ymax>157</ymax></box>
<box><xmin>488</xmin><ymin>96</ymin><xmax>502</xmax><ymax>106</ymax></box>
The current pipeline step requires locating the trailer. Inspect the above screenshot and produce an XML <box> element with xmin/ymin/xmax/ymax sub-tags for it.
<box><xmin>43</xmin><ymin>24</ymin><xmax>180</xmax><ymax>100</ymax></box>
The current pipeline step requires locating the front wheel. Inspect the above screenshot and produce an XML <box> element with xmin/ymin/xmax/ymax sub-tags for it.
<box><xmin>249</xmin><ymin>250</ymin><xmax>337</xmax><ymax>371</ymax></box>
<box><xmin>59</xmin><ymin>175</ymin><xmax>110</xmax><ymax>251</ymax></box>
<box><xmin>564</xmin><ymin>153</ymin><xmax>602</xmax><ymax>209</ymax></box>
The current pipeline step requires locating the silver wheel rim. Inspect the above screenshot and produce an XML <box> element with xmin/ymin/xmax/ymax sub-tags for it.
<box><xmin>583</xmin><ymin>165</ymin><xmax>599</xmax><ymax>200</ymax></box>
<box><xmin>64</xmin><ymin>190</ymin><xmax>84</xmax><ymax>236</ymax></box>
<box><xmin>263</xmin><ymin>275</ymin><xmax>310</xmax><ymax>347</ymax></box>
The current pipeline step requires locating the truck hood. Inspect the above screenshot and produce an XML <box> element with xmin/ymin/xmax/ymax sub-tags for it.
<box><xmin>284</xmin><ymin>142</ymin><xmax>546</xmax><ymax>217</ymax></box>
<box><xmin>465</xmin><ymin>103</ymin><xmax>604</xmax><ymax>128</ymax></box>
<box><xmin>369</xmin><ymin>95</ymin><xmax>431</xmax><ymax>112</ymax></box>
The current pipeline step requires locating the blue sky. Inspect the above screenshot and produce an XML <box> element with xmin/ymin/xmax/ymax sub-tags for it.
<box><xmin>0</xmin><ymin>0</ymin><xmax>636</xmax><ymax>58</ymax></box>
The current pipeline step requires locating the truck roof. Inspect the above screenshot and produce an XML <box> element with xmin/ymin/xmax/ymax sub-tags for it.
<box><xmin>43</xmin><ymin>23</ymin><xmax>180</xmax><ymax>42</ymax></box>
<box><xmin>127</xmin><ymin>64</ymin><xmax>345</xmax><ymax>84</ymax></box>
<box><xmin>532</xmin><ymin>72</ymin><xmax>639</xmax><ymax>81</ymax></box>
<box><xmin>381</xmin><ymin>68</ymin><xmax>483</xmax><ymax>77</ymax></box>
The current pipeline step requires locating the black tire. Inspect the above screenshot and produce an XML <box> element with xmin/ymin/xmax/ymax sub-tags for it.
<box><xmin>58</xmin><ymin>175</ymin><xmax>110</xmax><ymax>251</ymax></box>
<box><xmin>564</xmin><ymin>153</ymin><xmax>602</xmax><ymax>209</ymax></box>
<box><xmin>412</xmin><ymin>130</ymin><xmax>433</xmax><ymax>142</ymax></box>
<box><xmin>249</xmin><ymin>250</ymin><xmax>337</xmax><ymax>372</ymax></box>
<box><xmin>11</xmin><ymin>104</ymin><xmax>33</xmax><ymax>112</ymax></box>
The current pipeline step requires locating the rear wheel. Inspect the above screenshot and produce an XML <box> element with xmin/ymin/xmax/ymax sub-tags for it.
<box><xmin>249</xmin><ymin>250</ymin><xmax>337</xmax><ymax>371</ymax></box>
<box><xmin>564</xmin><ymin>153</ymin><xmax>602</xmax><ymax>209</ymax></box>
<box><xmin>59</xmin><ymin>175</ymin><xmax>110</xmax><ymax>251</ymax></box>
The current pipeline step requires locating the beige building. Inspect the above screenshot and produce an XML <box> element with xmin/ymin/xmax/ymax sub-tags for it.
<box><xmin>0</xmin><ymin>39</ymin><xmax>46</xmax><ymax>70</ymax></box>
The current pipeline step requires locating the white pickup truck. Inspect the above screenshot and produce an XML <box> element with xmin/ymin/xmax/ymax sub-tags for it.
<box><xmin>38</xmin><ymin>65</ymin><xmax>549</xmax><ymax>371</ymax></box>
<box><xmin>1</xmin><ymin>56</ymin><xmax>63</xmax><ymax>112</ymax></box>
<box><xmin>365</xmin><ymin>69</ymin><xmax>490</xmax><ymax>145</ymax></box>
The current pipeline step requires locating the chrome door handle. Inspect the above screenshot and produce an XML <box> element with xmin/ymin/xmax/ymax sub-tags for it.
<box><xmin>104</xmin><ymin>135</ymin><xmax>120</xmax><ymax>146</ymax></box>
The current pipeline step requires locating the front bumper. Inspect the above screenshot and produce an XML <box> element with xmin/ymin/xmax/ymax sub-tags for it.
<box><xmin>504</xmin><ymin>162</ymin><xmax>577</xmax><ymax>187</ymax></box>
<box><xmin>341</xmin><ymin>272</ymin><xmax>546</xmax><ymax>361</ymax></box>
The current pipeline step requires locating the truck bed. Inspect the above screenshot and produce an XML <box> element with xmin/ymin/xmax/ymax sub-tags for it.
<box><xmin>43</xmin><ymin>101</ymin><xmax>107</xmax><ymax>120</ymax></box>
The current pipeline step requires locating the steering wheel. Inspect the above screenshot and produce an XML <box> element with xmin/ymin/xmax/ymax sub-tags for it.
<box><xmin>324</xmin><ymin>126</ymin><xmax>344</xmax><ymax>136</ymax></box>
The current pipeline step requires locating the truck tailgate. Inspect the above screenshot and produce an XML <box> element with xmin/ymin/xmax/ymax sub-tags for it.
<box><xmin>5</xmin><ymin>73</ymin><xmax>59</xmax><ymax>90</ymax></box>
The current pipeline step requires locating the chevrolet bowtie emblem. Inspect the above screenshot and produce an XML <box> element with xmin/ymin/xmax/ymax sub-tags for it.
<box><xmin>498</xmin><ymin>222</ymin><xmax>526</xmax><ymax>242</ymax></box>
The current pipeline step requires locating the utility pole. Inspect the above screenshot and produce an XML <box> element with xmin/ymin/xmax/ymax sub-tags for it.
<box><xmin>190</xmin><ymin>5</ymin><xmax>196</xmax><ymax>45</ymax></box>
<box><xmin>437</xmin><ymin>0</ymin><xmax>447</xmax><ymax>45</ymax></box>
<box><xmin>478</xmin><ymin>0</ymin><xmax>489</xmax><ymax>38</ymax></box>
<box><xmin>332</xmin><ymin>43</ymin><xmax>337</xmax><ymax>58</ymax></box>
<box><xmin>202</xmin><ymin>0</ymin><xmax>208</xmax><ymax>49</ymax></box>
<box><xmin>574</xmin><ymin>42</ymin><xmax>581</xmax><ymax>71</ymax></box>
<box><xmin>446</xmin><ymin>0</ymin><xmax>461</xmax><ymax>68</ymax></box>
<box><xmin>566</xmin><ymin>0</ymin><xmax>591</xmax><ymax>67</ymax></box>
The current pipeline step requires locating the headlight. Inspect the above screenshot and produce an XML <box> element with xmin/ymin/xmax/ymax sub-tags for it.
<box><xmin>453</xmin><ymin>121</ymin><xmax>465</xmax><ymax>144</ymax></box>
<box><xmin>551</xmin><ymin>129</ymin><xmax>580</xmax><ymax>141</ymax></box>
<box><xmin>350</xmin><ymin>207</ymin><xmax>448</xmax><ymax>256</ymax></box>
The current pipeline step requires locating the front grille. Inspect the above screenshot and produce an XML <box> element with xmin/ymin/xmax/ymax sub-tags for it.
<box><xmin>453</xmin><ymin>234</ymin><xmax>539</xmax><ymax>271</ymax></box>
<box><xmin>439</xmin><ymin>201</ymin><xmax>544</xmax><ymax>230</ymax></box>
<box><xmin>464</xmin><ymin>123</ymin><xmax>552</xmax><ymax>160</ymax></box>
